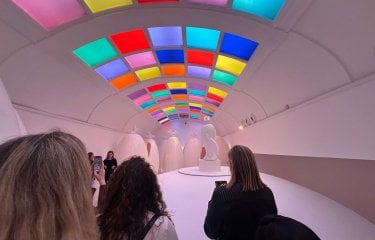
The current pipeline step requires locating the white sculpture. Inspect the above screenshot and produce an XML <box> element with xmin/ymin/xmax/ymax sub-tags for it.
<box><xmin>199</xmin><ymin>124</ymin><xmax>221</xmax><ymax>172</ymax></box>
<box><xmin>201</xmin><ymin>124</ymin><xmax>219</xmax><ymax>161</ymax></box>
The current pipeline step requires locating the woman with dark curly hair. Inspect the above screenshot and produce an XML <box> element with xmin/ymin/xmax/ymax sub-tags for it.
<box><xmin>95</xmin><ymin>156</ymin><xmax>178</xmax><ymax>240</ymax></box>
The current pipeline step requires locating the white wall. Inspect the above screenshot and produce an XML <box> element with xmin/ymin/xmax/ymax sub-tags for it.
<box><xmin>225</xmin><ymin>77</ymin><xmax>375</xmax><ymax>160</ymax></box>
<box><xmin>15</xmin><ymin>106</ymin><xmax>125</xmax><ymax>157</ymax></box>
<box><xmin>0</xmin><ymin>78</ymin><xmax>26</xmax><ymax>143</ymax></box>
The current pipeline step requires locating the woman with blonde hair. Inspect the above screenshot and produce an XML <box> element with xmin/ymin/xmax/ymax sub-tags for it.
<box><xmin>0</xmin><ymin>131</ymin><xmax>98</xmax><ymax>240</ymax></box>
<box><xmin>204</xmin><ymin>145</ymin><xmax>277</xmax><ymax>240</ymax></box>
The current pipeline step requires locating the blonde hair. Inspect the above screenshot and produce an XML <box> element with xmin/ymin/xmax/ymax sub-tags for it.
<box><xmin>227</xmin><ymin>145</ymin><xmax>265</xmax><ymax>191</ymax></box>
<box><xmin>0</xmin><ymin>131</ymin><xmax>98</xmax><ymax>240</ymax></box>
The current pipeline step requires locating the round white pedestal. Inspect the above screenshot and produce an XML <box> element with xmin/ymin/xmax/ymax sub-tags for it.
<box><xmin>178</xmin><ymin>166</ymin><xmax>230</xmax><ymax>177</ymax></box>
<box><xmin>199</xmin><ymin>159</ymin><xmax>221</xmax><ymax>172</ymax></box>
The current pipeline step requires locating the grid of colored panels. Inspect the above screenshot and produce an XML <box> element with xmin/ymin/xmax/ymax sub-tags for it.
<box><xmin>73</xmin><ymin>26</ymin><xmax>259</xmax><ymax>90</ymax></box>
<box><xmin>128</xmin><ymin>82</ymin><xmax>227</xmax><ymax>124</ymax></box>
<box><xmin>12</xmin><ymin>0</ymin><xmax>285</xmax><ymax>30</ymax></box>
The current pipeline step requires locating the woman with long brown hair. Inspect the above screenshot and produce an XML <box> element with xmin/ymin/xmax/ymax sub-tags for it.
<box><xmin>204</xmin><ymin>145</ymin><xmax>277</xmax><ymax>240</ymax></box>
<box><xmin>95</xmin><ymin>156</ymin><xmax>178</xmax><ymax>240</ymax></box>
<box><xmin>0</xmin><ymin>131</ymin><xmax>98</xmax><ymax>240</ymax></box>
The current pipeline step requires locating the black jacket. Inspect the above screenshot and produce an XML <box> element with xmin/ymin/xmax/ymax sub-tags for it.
<box><xmin>204</xmin><ymin>183</ymin><xmax>277</xmax><ymax>240</ymax></box>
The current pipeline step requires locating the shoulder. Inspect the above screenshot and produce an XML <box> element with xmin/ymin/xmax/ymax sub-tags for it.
<box><xmin>212</xmin><ymin>184</ymin><xmax>242</xmax><ymax>202</ymax></box>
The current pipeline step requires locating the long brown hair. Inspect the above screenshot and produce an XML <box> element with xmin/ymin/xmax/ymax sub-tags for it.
<box><xmin>227</xmin><ymin>145</ymin><xmax>265</xmax><ymax>191</ymax></box>
<box><xmin>0</xmin><ymin>131</ymin><xmax>98</xmax><ymax>240</ymax></box>
<box><xmin>98</xmin><ymin>156</ymin><xmax>168</xmax><ymax>240</ymax></box>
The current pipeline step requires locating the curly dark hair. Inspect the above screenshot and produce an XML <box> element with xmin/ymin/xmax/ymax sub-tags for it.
<box><xmin>98</xmin><ymin>156</ymin><xmax>168</xmax><ymax>240</ymax></box>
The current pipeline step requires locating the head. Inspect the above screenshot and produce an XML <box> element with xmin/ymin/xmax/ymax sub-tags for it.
<box><xmin>0</xmin><ymin>131</ymin><xmax>98</xmax><ymax>240</ymax></box>
<box><xmin>88</xmin><ymin>152</ymin><xmax>94</xmax><ymax>162</ymax></box>
<box><xmin>255</xmin><ymin>215</ymin><xmax>321</xmax><ymax>240</ymax></box>
<box><xmin>98</xmin><ymin>156</ymin><xmax>167</xmax><ymax>240</ymax></box>
<box><xmin>227</xmin><ymin>145</ymin><xmax>264</xmax><ymax>191</ymax></box>
<box><xmin>106</xmin><ymin>150</ymin><xmax>114</xmax><ymax>159</ymax></box>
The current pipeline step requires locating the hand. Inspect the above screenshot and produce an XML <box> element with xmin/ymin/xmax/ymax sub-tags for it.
<box><xmin>93</xmin><ymin>161</ymin><xmax>106</xmax><ymax>185</ymax></box>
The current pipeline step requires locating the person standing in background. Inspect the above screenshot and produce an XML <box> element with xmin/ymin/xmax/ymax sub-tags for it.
<box><xmin>103</xmin><ymin>150</ymin><xmax>117</xmax><ymax>182</ymax></box>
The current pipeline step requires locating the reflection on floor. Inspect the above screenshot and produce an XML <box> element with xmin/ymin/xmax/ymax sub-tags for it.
<box><xmin>158</xmin><ymin>170</ymin><xmax>375</xmax><ymax>240</ymax></box>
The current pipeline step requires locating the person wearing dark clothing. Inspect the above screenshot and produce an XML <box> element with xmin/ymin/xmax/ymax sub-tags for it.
<box><xmin>103</xmin><ymin>150</ymin><xmax>117</xmax><ymax>182</ymax></box>
<box><xmin>204</xmin><ymin>145</ymin><xmax>277</xmax><ymax>240</ymax></box>
<box><xmin>254</xmin><ymin>215</ymin><xmax>320</xmax><ymax>240</ymax></box>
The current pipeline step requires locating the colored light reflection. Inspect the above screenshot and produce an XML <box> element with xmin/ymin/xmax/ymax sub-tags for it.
<box><xmin>73</xmin><ymin>38</ymin><xmax>117</xmax><ymax>67</ymax></box>
<box><xmin>220</xmin><ymin>33</ymin><xmax>259</xmax><ymax>61</ymax></box>
<box><xmin>12</xmin><ymin>0</ymin><xmax>85</xmax><ymax>31</ymax></box>
<box><xmin>95</xmin><ymin>59</ymin><xmax>129</xmax><ymax>80</ymax></box>
<box><xmin>186</xmin><ymin>27</ymin><xmax>220</xmax><ymax>51</ymax></box>
<box><xmin>148</xmin><ymin>26</ymin><xmax>183</xmax><ymax>47</ymax></box>
<box><xmin>232</xmin><ymin>0</ymin><xmax>286</xmax><ymax>21</ymax></box>
<box><xmin>83</xmin><ymin>0</ymin><xmax>133</xmax><ymax>13</ymax></box>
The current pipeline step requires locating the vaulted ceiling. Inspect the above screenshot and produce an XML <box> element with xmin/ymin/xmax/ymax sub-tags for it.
<box><xmin>1</xmin><ymin>0</ymin><xmax>374</xmax><ymax>136</ymax></box>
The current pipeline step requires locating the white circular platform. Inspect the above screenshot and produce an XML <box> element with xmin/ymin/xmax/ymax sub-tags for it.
<box><xmin>178</xmin><ymin>166</ymin><xmax>231</xmax><ymax>177</ymax></box>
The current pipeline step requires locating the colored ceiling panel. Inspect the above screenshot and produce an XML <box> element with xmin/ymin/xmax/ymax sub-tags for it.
<box><xmin>135</xmin><ymin>67</ymin><xmax>161</xmax><ymax>81</ymax></box>
<box><xmin>189</xmin><ymin>95</ymin><xmax>205</xmax><ymax>102</ymax></box>
<box><xmin>12</xmin><ymin>0</ymin><xmax>85</xmax><ymax>31</ymax></box>
<box><xmin>147</xmin><ymin>106</ymin><xmax>161</xmax><ymax>114</ymax></box>
<box><xmin>232</xmin><ymin>0</ymin><xmax>286</xmax><ymax>21</ymax></box>
<box><xmin>83</xmin><ymin>0</ymin><xmax>133</xmax><ymax>13</ymax></box>
<box><xmin>186</xmin><ymin>27</ymin><xmax>220</xmax><ymax>51</ymax></box>
<box><xmin>140</xmin><ymin>99</ymin><xmax>156</xmax><ymax>109</ymax></box>
<box><xmin>220</xmin><ymin>33</ymin><xmax>259</xmax><ymax>61</ymax></box>
<box><xmin>206</xmin><ymin>93</ymin><xmax>223</xmax><ymax>102</ymax></box>
<box><xmin>110</xmin><ymin>73</ymin><xmax>137</xmax><ymax>90</ymax></box>
<box><xmin>95</xmin><ymin>59</ymin><xmax>129</xmax><ymax>80</ymax></box>
<box><xmin>147</xmin><ymin>83</ymin><xmax>167</xmax><ymax>92</ymax></box>
<box><xmin>138</xmin><ymin>0</ymin><xmax>178</xmax><ymax>3</ymax></box>
<box><xmin>128</xmin><ymin>89</ymin><xmax>147</xmax><ymax>100</ymax></box>
<box><xmin>73</xmin><ymin>38</ymin><xmax>118</xmax><ymax>67</ymax></box>
<box><xmin>212</xmin><ymin>70</ymin><xmax>237</xmax><ymax>86</ymax></box>
<box><xmin>156</xmin><ymin>50</ymin><xmax>184</xmax><ymax>64</ymax></box>
<box><xmin>148</xmin><ymin>26</ymin><xmax>183</xmax><ymax>47</ymax></box>
<box><xmin>205</xmin><ymin>98</ymin><xmax>221</xmax><ymax>107</ymax></box>
<box><xmin>127</xmin><ymin>81</ymin><xmax>228</xmax><ymax>123</ymax></box>
<box><xmin>161</xmin><ymin>65</ymin><xmax>185</xmax><ymax>76</ymax></box>
<box><xmin>134</xmin><ymin>94</ymin><xmax>152</xmax><ymax>105</ymax></box>
<box><xmin>187</xmin><ymin>50</ymin><xmax>215</xmax><ymax>67</ymax></box>
<box><xmin>110</xmin><ymin>30</ymin><xmax>150</xmax><ymax>54</ymax></box>
<box><xmin>170</xmin><ymin>89</ymin><xmax>187</xmax><ymax>95</ymax></box>
<box><xmin>188</xmin><ymin>89</ymin><xmax>205</xmax><ymax>96</ymax></box>
<box><xmin>172</xmin><ymin>95</ymin><xmax>188</xmax><ymax>101</ymax></box>
<box><xmin>125</xmin><ymin>51</ymin><xmax>156</xmax><ymax>69</ymax></box>
<box><xmin>151</xmin><ymin>90</ymin><xmax>170</xmax><ymax>98</ymax></box>
<box><xmin>185</xmin><ymin>0</ymin><xmax>228</xmax><ymax>6</ymax></box>
<box><xmin>189</xmin><ymin>82</ymin><xmax>207</xmax><ymax>90</ymax></box>
<box><xmin>215</xmin><ymin>55</ymin><xmax>246</xmax><ymax>76</ymax></box>
<box><xmin>208</xmin><ymin>86</ymin><xmax>228</xmax><ymax>98</ymax></box>
<box><xmin>168</xmin><ymin>82</ymin><xmax>187</xmax><ymax>89</ymax></box>
<box><xmin>187</xmin><ymin>66</ymin><xmax>211</xmax><ymax>79</ymax></box>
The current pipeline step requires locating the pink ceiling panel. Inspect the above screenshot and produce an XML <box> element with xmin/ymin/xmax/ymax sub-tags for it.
<box><xmin>125</xmin><ymin>51</ymin><xmax>156</xmax><ymax>69</ymax></box>
<box><xmin>12</xmin><ymin>0</ymin><xmax>85</xmax><ymax>31</ymax></box>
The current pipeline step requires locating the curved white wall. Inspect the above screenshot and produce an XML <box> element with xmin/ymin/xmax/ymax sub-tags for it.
<box><xmin>225</xmin><ymin>76</ymin><xmax>375</xmax><ymax>160</ymax></box>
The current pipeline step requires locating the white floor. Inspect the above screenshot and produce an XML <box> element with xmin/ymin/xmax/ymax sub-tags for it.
<box><xmin>158</xmin><ymin>169</ymin><xmax>375</xmax><ymax>240</ymax></box>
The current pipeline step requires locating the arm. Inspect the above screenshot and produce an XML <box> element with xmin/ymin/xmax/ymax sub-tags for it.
<box><xmin>204</xmin><ymin>188</ymin><xmax>225</xmax><ymax>239</ymax></box>
<box><xmin>93</xmin><ymin>162</ymin><xmax>106</xmax><ymax>212</ymax></box>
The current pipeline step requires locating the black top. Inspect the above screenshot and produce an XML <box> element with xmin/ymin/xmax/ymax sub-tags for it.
<box><xmin>103</xmin><ymin>158</ymin><xmax>117</xmax><ymax>182</ymax></box>
<box><xmin>204</xmin><ymin>183</ymin><xmax>277</xmax><ymax>240</ymax></box>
